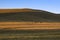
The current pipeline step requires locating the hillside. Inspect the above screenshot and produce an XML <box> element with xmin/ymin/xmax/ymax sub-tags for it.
<box><xmin>0</xmin><ymin>8</ymin><xmax>60</xmax><ymax>22</ymax></box>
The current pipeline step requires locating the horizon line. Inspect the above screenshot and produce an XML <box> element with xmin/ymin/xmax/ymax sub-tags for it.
<box><xmin>0</xmin><ymin>8</ymin><xmax>59</xmax><ymax>13</ymax></box>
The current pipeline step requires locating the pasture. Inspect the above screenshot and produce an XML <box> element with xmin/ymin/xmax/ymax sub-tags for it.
<box><xmin>0</xmin><ymin>22</ymin><xmax>60</xmax><ymax>29</ymax></box>
<box><xmin>0</xmin><ymin>29</ymin><xmax>60</xmax><ymax>40</ymax></box>
<box><xmin>0</xmin><ymin>22</ymin><xmax>60</xmax><ymax>40</ymax></box>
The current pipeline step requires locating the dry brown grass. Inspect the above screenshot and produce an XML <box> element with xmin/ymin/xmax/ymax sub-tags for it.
<box><xmin>0</xmin><ymin>9</ymin><xmax>41</xmax><ymax>13</ymax></box>
<box><xmin>0</xmin><ymin>22</ymin><xmax>60</xmax><ymax>30</ymax></box>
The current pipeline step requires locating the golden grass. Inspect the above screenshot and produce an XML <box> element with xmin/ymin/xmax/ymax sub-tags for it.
<box><xmin>0</xmin><ymin>9</ymin><xmax>41</xmax><ymax>13</ymax></box>
<box><xmin>0</xmin><ymin>22</ymin><xmax>60</xmax><ymax>30</ymax></box>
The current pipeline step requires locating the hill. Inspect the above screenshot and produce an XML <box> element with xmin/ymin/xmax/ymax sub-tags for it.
<box><xmin>0</xmin><ymin>8</ymin><xmax>60</xmax><ymax>22</ymax></box>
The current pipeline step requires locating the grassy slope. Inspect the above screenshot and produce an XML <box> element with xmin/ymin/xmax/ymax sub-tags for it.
<box><xmin>0</xmin><ymin>29</ymin><xmax>60</xmax><ymax>40</ymax></box>
<box><xmin>0</xmin><ymin>8</ymin><xmax>60</xmax><ymax>22</ymax></box>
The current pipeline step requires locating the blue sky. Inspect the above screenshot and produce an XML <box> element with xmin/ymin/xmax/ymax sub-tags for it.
<box><xmin>0</xmin><ymin>0</ymin><xmax>60</xmax><ymax>13</ymax></box>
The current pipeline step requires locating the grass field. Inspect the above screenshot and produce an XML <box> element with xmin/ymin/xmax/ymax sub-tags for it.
<box><xmin>0</xmin><ymin>22</ymin><xmax>60</xmax><ymax>40</ymax></box>
<box><xmin>0</xmin><ymin>29</ymin><xmax>60</xmax><ymax>40</ymax></box>
<box><xmin>0</xmin><ymin>8</ymin><xmax>60</xmax><ymax>40</ymax></box>
<box><xmin>0</xmin><ymin>22</ymin><xmax>60</xmax><ymax>29</ymax></box>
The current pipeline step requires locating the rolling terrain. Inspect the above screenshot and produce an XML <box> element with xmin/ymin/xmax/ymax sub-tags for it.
<box><xmin>0</xmin><ymin>8</ymin><xmax>60</xmax><ymax>40</ymax></box>
<box><xmin>0</xmin><ymin>8</ymin><xmax>60</xmax><ymax>22</ymax></box>
<box><xmin>0</xmin><ymin>8</ymin><xmax>60</xmax><ymax>29</ymax></box>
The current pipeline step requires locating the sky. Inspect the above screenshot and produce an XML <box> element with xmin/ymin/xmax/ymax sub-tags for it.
<box><xmin>0</xmin><ymin>0</ymin><xmax>60</xmax><ymax>13</ymax></box>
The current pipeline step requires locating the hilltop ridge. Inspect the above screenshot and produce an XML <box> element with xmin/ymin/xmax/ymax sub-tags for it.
<box><xmin>0</xmin><ymin>8</ymin><xmax>53</xmax><ymax>13</ymax></box>
<box><xmin>0</xmin><ymin>8</ymin><xmax>60</xmax><ymax>22</ymax></box>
